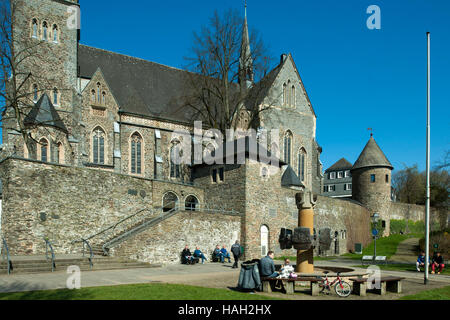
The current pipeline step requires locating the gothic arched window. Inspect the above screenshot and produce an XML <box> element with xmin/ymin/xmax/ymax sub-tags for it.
<box><xmin>170</xmin><ymin>140</ymin><xmax>181</xmax><ymax>179</ymax></box>
<box><xmin>91</xmin><ymin>89</ymin><xmax>96</xmax><ymax>103</ymax></box>
<box><xmin>42</xmin><ymin>21</ymin><xmax>48</xmax><ymax>41</ymax></box>
<box><xmin>33</xmin><ymin>84</ymin><xmax>38</xmax><ymax>101</ymax></box>
<box><xmin>39</xmin><ymin>138</ymin><xmax>48</xmax><ymax>162</ymax></box>
<box><xmin>92</xmin><ymin>127</ymin><xmax>105</xmax><ymax>164</ymax></box>
<box><xmin>57</xmin><ymin>142</ymin><xmax>64</xmax><ymax>164</ymax></box>
<box><xmin>283</xmin><ymin>83</ymin><xmax>287</xmax><ymax>106</ymax></box>
<box><xmin>287</xmin><ymin>80</ymin><xmax>291</xmax><ymax>107</ymax></box>
<box><xmin>53</xmin><ymin>88</ymin><xmax>58</xmax><ymax>105</ymax></box>
<box><xmin>291</xmin><ymin>85</ymin><xmax>296</xmax><ymax>107</ymax></box>
<box><xmin>52</xmin><ymin>24</ymin><xmax>58</xmax><ymax>42</ymax></box>
<box><xmin>32</xmin><ymin>19</ymin><xmax>38</xmax><ymax>38</ymax></box>
<box><xmin>102</xmin><ymin>91</ymin><xmax>106</xmax><ymax>105</ymax></box>
<box><xmin>96</xmin><ymin>83</ymin><xmax>101</xmax><ymax>103</ymax></box>
<box><xmin>130</xmin><ymin>132</ymin><xmax>143</xmax><ymax>174</ymax></box>
<box><xmin>298</xmin><ymin>148</ymin><xmax>307</xmax><ymax>182</ymax></box>
<box><xmin>284</xmin><ymin>131</ymin><xmax>292</xmax><ymax>165</ymax></box>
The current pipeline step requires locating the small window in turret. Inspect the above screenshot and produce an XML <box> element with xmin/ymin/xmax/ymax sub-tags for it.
<box><xmin>385</xmin><ymin>174</ymin><xmax>389</xmax><ymax>183</ymax></box>
<box><xmin>371</xmin><ymin>174</ymin><xmax>376</xmax><ymax>183</ymax></box>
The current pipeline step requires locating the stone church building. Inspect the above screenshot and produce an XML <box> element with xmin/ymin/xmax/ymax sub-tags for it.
<box><xmin>0</xmin><ymin>0</ymin><xmax>429</xmax><ymax>264</ymax></box>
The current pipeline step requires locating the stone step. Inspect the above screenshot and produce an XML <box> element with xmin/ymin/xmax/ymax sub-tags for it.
<box><xmin>0</xmin><ymin>261</ymin><xmax>160</xmax><ymax>274</ymax></box>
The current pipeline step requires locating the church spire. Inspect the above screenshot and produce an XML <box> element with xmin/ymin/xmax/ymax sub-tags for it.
<box><xmin>239</xmin><ymin>0</ymin><xmax>254</xmax><ymax>89</ymax></box>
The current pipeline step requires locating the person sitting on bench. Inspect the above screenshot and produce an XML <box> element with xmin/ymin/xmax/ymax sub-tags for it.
<box><xmin>260</xmin><ymin>251</ymin><xmax>279</xmax><ymax>278</ymax></box>
<box><xmin>213</xmin><ymin>245</ymin><xmax>222</xmax><ymax>262</ymax></box>
<box><xmin>193</xmin><ymin>246</ymin><xmax>207</xmax><ymax>264</ymax></box>
<box><xmin>182</xmin><ymin>245</ymin><xmax>195</xmax><ymax>264</ymax></box>
<box><xmin>431</xmin><ymin>252</ymin><xmax>445</xmax><ymax>275</ymax></box>
<box><xmin>416</xmin><ymin>252</ymin><xmax>429</xmax><ymax>272</ymax></box>
<box><xmin>220</xmin><ymin>245</ymin><xmax>232</xmax><ymax>263</ymax></box>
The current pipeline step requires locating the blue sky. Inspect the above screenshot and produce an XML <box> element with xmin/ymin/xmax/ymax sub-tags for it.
<box><xmin>3</xmin><ymin>0</ymin><xmax>449</xmax><ymax>172</ymax></box>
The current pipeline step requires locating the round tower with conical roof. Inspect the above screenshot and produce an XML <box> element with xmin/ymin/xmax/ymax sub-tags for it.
<box><xmin>351</xmin><ymin>135</ymin><xmax>394</xmax><ymax>235</ymax></box>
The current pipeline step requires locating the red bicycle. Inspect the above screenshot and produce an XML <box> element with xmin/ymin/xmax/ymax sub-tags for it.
<box><xmin>318</xmin><ymin>271</ymin><xmax>352</xmax><ymax>297</ymax></box>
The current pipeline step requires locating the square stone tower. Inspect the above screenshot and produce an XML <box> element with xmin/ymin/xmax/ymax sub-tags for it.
<box><xmin>6</xmin><ymin>0</ymin><xmax>82</xmax><ymax>163</ymax></box>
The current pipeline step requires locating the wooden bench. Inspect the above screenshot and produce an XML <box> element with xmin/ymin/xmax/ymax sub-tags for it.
<box><xmin>361</xmin><ymin>256</ymin><xmax>373</xmax><ymax>265</ymax></box>
<box><xmin>349</xmin><ymin>276</ymin><xmax>405</xmax><ymax>296</ymax></box>
<box><xmin>361</xmin><ymin>255</ymin><xmax>387</xmax><ymax>265</ymax></box>
<box><xmin>260</xmin><ymin>277</ymin><xmax>320</xmax><ymax>295</ymax></box>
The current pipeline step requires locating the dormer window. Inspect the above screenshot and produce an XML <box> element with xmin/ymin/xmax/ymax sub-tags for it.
<box><xmin>329</xmin><ymin>172</ymin><xmax>336</xmax><ymax>180</ymax></box>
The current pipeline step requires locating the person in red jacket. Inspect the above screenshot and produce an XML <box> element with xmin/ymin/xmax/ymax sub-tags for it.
<box><xmin>431</xmin><ymin>252</ymin><xmax>445</xmax><ymax>275</ymax></box>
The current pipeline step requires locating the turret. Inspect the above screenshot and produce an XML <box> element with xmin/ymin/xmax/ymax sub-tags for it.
<box><xmin>351</xmin><ymin>135</ymin><xmax>394</xmax><ymax>235</ymax></box>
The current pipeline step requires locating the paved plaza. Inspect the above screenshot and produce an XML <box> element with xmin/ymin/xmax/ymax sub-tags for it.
<box><xmin>0</xmin><ymin>259</ymin><xmax>449</xmax><ymax>300</ymax></box>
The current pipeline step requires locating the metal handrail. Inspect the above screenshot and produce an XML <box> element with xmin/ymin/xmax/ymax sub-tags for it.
<box><xmin>1</xmin><ymin>237</ymin><xmax>13</xmax><ymax>275</ymax></box>
<box><xmin>101</xmin><ymin>203</ymin><xmax>181</xmax><ymax>253</ymax></box>
<box><xmin>81</xmin><ymin>238</ymin><xmax>94</xmax><ymax>269</ymax></box>
<box><xmin>44</xmin><ymin>238</ymin><xmax>56</xmax><ymax>272</ymax></box>
<box><xmin>81</xmin><ymin>206</ymin><xmax>155</xmax><ymax>242</ymax></box>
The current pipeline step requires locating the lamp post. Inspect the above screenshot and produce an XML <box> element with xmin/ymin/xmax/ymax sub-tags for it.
<box><xmin>371</xmin><ymin>213</ymin><xmax>380</xmax><ymax>260</ymax></box>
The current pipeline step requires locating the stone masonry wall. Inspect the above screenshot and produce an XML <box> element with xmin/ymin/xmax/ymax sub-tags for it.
<box><xmin>112</xmin><ymin>210</ymin><xmax>241</xmax><ymax>265</ymax></box>
<box><xmin>0</xmin><ymin>157</ymin><xmax>203</xmax><ymax>255</ymax></box>
<box><xmin>315</xmin><ymin>195</ymin><xmax>372</xmax><ymax>254</ymax></box>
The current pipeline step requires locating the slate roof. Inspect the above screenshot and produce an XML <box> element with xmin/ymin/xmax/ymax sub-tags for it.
<box><xmin>325</xmin><ymin>158</ymin><xmax>353</xmax><ymax>173</ymax></box>
<box><xmin>78</xmin><ymin>45</ymin><xmax>289</xmax><ymax>125</ymax></box>
<box><xmin>281</xmin><ymin>165</ymin><xmax>305</xmax><ymax>188</ymax></box>
<box><xmin>352</xmin><ymin>136</ymin><xmax>393</xmax><ymax>171</ymax></box>
<box><xmin>24</xmin><ymin>94</ymin><xmax>68</xmax><ymax>133</ymax></box>
<box><xmin>193</xmin><ymin>136</ymin><xmax>286</xmax><ymax>168</ymax></box>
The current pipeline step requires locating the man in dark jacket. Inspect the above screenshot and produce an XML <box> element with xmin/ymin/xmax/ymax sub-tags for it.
<box><xmin>431</xmin><ymin>252</ymin><xmax>445</xmax><ymax>274</ymax></box>
<box><xmin>182</xmin><ymin>245</ymin><xmax>194</xmax><ymax>264</ymax></box>
<box><xmin>231</xmin><ymin>241</ymin><xmax>242</xmax><ymax>269</ymax></box>
<box><xmin>259</xmin><ymin>251</ymin><xmax>279</xmax><ymax>278</ymax></box>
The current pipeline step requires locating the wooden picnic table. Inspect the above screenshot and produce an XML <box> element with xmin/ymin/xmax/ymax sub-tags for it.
<box><xmin>260</xmin><ymin>277</ymin><xmax>321</xmax><ymax>295</ymax></box>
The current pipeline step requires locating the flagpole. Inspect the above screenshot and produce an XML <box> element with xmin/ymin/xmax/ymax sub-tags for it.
<box><xmin>424</xmin><ymin>31</ymin><xmax>431</xmax><ymax>285</ymax></box>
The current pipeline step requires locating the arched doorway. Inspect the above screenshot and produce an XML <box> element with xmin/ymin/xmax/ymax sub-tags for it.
<box><xmin>261</xmin><ymin>225</ymin><xmax>269</xmax><ymax>257</ymax></box>
<box><xmin>162</xmin><ymin>192</ymin><xmax>179</xmax><ymax>212</ymax></box>
<box><xmin>185</xmin><ymin>195</ymin><xmax>199</xmax><ymax>211</ymax></box>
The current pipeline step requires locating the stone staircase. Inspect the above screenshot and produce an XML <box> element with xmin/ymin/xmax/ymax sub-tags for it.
<box><xmin>0</xmin><ymin>255</ymin><xmax>160</xmax><ymax>275</ymax></box>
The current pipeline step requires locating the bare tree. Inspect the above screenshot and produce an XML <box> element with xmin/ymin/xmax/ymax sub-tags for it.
<box><xmin>0</xmin><ymin>0</ymin><xmax>63</xmax><ymax>159</ymax></box>
<box><xmin>392</xmin><ymin>164</ymin><xmax>425</xmax><ymax>205</ymax></box>
<box><xmin>182</xmin><ymin>9</ymin><xmax>278</xmax><ymax>135</ymax></box>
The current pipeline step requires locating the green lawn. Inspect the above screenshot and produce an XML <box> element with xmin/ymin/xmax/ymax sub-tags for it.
<box><xmin>400</xmin><ymin>286</ymin><xmax>450</xmax><ymax>300</ymax></box>
<box><xmin>343</xmin><ymin>234</ymin><xmax>423</xmax><ymax>260</ymax></box>
<box><xmin>0</xmin><ymin>283</ymin><xmax>282</xmax><ymax>300</ymax></box>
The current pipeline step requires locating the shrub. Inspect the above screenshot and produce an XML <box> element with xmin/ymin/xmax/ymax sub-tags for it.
<box><xmin>390</xmin><ymin>219</ymin><xmax>425</xmax><ymax>235</ymax></box>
